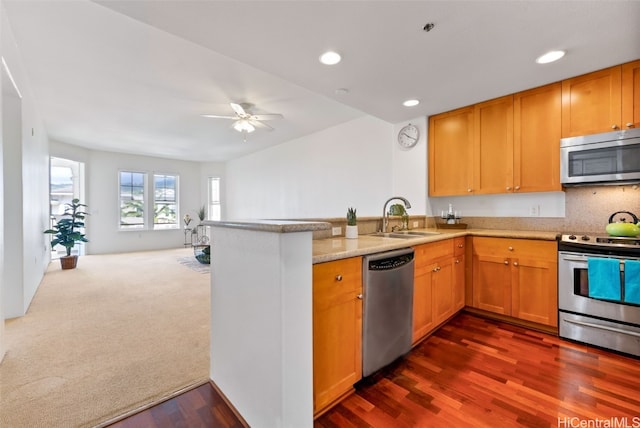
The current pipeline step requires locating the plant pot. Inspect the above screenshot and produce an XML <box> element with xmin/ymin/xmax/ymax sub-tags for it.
<box><xmin>345</xmin><ymin>225</ymin><xmax>358</xmax><ymax>239</ymax></box>
<box><xmin>60</xmin><ymin>255</ymin><xmax>78</xmax><ymax>270</ymax></box>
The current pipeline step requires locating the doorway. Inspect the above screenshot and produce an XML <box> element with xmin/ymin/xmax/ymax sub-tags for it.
<box><xmin>49</xmin><ymin>157</ymin><xmax>85</xmax><ymax>259</ymax></box>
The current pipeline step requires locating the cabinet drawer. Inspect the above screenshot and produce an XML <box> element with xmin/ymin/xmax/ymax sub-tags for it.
<box><xmin>414</xmin><ymin>239</ymin><xmax>454</xmax><ymax>265</ymax></box>
<box><xmin>471</xmin><ymin>237</ymin><xmax>556</xmax><ymax>261</ymax></box>
<box><xmin>453</xmin><ymin>237</ymin><xmax>466</xmax><ymax>256</ymax></box>
<box><xmin>313</xmin><ymin>257</ymin><xmax>362</xmax><ymax>305</ymax></box>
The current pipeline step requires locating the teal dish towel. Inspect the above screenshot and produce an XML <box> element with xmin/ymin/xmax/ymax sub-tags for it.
<box><xmin>624</xmin><ymin>260</ymin><xmax>640</xmax><ymax>305</ymax></box>
<box><xmin>587</xmin><ymin>258</ymin><xmax>621</xmax><ymax>301</ymax></box>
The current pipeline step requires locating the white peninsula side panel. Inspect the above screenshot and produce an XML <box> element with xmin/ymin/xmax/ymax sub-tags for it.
<box><xmin>207</xmin><ymin>220</ymin><xmax>329</xmax><ymax>428</ymax></box>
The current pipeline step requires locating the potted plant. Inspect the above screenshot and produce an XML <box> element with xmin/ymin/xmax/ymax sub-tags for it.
<box><xmin>346</xmin><ymin>207</ymin><xmax>358</xmax><ymax>239</ymax></box>
<box><xmin>44</xmin><ymin>198</ymin><xmax>89</xmax><ymax>269</ymax></box>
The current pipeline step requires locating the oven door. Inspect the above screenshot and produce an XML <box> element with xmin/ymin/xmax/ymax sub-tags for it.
<box><xmin>558</xmin><ymin>251</ymin><xmax>640</xmax><ymax>324</ymax></box>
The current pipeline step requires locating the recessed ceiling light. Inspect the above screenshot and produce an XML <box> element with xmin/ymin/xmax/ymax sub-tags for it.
<box><xmin>536</xmin><ymin>50</ymin><xmax>565</xmax><ymax>64</ymax></box>
<box><xmin>403</xmin><ymin>99</ymin><xmax>420</xmax><ymax>107</ymax></box>
<box><xmin>319</xmin><ymin>51</ymin><xmax>341</xmax><ymax>65</ymax></box>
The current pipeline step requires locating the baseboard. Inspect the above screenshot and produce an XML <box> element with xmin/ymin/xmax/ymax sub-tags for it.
<box><xmin>209</xmin><ymin>379</ymin><xmax>251</xmax><ymax>428</ymax></box>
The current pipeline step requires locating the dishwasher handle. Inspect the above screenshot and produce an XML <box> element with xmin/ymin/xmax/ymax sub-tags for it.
<box><xmin>366</xmin><ymin>248</ymin><xmax>414</xmax><ymax>271</ymax></box>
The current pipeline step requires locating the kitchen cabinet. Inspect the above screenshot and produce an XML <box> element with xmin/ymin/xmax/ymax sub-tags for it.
<box><xmin>428</xmin><ymin>107</ymin><xmax>474</xmax><ymax>196</ymax></box>
<box><xmin>313</xmin><ymin>256</ymin><xmax>362</xmax><ymax>416</ymax></box>
<box><xmin>452</xmin><ymin>237</ymin><xmax>466</xmax><ymax>312</ymax></box>
<box><xmin>412</xmin><ymin>239</ymin><xmax>459</xmax><ymax>344</ymax></box>
<box><xmin>622</xmin><ymin>59</ymin><xmax>640</xmax><ymax>130</ymax></box>
<box><xmin>513</xmin><ymin>83</ymin><xmax>562</xmax><ymax>192</ymax></box>
<box><xmin>560</xmin><ymin>62</ymin><xmax>640</xmax><ymax>137</ymax></box>
<box><xmin>429</xmin><ymin>86</ymin><xmax>561</xmax><ymax>196</ymax></box>
<box><xmin>474</xmin><ymin>95</ymin><xmax>514</xmax><ymax>194</ymax></box>
<box><xmin>471</xmin><ymin>237</ymin><xmax>558</xmax><ymax>327</ymax></box>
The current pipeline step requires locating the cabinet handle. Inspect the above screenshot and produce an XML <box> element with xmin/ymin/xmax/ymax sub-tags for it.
<box><xmin>612</xmin><ymin>124</ymin><xmax>619</xmax><ymax>130</ymax></box>
<box><xmin>508</xmin><ymin>246</ymin><xmax>514</xmax><ymax>251</ymax></box>
<box><xmin>467</xmin><ymin>188</ymin><xmax>473</xmax><ymax>193</ymax></box>
<box><xmin>356</xmin><ymin>294</ymin><xmax>363</xmax><ymax>300</ymax></box>
<box><xmin>515</xmin><ymin>185</ymin><xmax>520</xmax><ymax>191</ymax></box>
<box><xmin>513</xmin><ymin>262</ymin><xmax>519</xmax><ymax>267</ymax></box>
<box><xmin>433</xmin><ymin>266</ymin><xmax>441</xmax><ymax>272</ymax></box>
<box><xmin>506</xmin><ymin>186</ymin><xmax>512</xmax><ymax>191</ymax></box>
<box><xmin>627</xmin><ymin>123</ymin><xmax>635</xmax><ymax>128</ymax></box>
<box><xmin>455</xmin><ymin>259</ymin><xmax>460</xmax><ymax>264</ymax></box>
<box><xmin>457</xmin><ymin>244</ymin><xmax>464</xmax><ymax>248</ymax></box>
<box><xmin>504</xmin><ymin>260</ymin><xmax>509</xmax><ymax>265</ymax></box>
<box><xmin>335</xmin><ymin>275</ymin><xmax>343</xmax><ymax>281</ymax></box>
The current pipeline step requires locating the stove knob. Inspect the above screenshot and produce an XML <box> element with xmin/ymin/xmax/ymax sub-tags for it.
<box><xmin>568</xmin><ymin>235</ymin><xmax>577</xmax><ymax>240</ymax></box>
<box><xmin>581</xmin><ymin>235</ymin><xmax>591</xmax><ymax>241</ymax></box>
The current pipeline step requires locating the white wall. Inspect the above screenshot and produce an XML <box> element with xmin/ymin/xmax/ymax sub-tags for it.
<box><xmin>2</xmin><ymin>6</ymin><xmax>50</xmax><ymax>320</ymax></box>
<box><xmin>49</xmin><ymin>143</ymin><xmax>205</xmax><ymax>255</ymax></box>
<box><xmin>392</xmin><ymin>117</ymin><xmax>429</xmax><ymax>216</ymax></box>
<box><xmin>226</xmin><ymin>115</ymin><xmax>396</xmax><ymax>219</ymax></box>
<box><xmin>0</xmin><ymin>0</ymin><xmax>5</xmax><ymax>359</ymax></box>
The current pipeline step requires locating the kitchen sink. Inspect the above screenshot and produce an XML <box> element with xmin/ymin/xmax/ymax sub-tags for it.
<box><xmin>370</xmin><ymin>231</ymin><xmax>440</xmax><ymax>239</ymax></box>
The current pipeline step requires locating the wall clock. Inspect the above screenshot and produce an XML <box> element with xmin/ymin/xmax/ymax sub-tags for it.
<box><xmin>397</xmin><ymin>123</ymin><xmax>419</xmax><ymax>148</ymax></box>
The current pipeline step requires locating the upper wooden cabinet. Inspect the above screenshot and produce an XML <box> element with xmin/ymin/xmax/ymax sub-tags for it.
<box><xmin>622</xmin><ymin>60</ymin><xmax>640</xmax><ymax>130</ymax></box>
<box><xmin>513</xmin><ymin>83</ymin><xmax>562</xmax><ymax>192</ymax></box>
<box><xmin>561</xmin><ymin>60</ymin><xmax>640</xmax><ymax>137</ymax></box>
<box><xmin>429</xmin><ymin>86</ymin><xmax>561</xmax><ymax>196</ymax></box>
<box><xmin>474</xmin><ymin>95</ymin><xmax>514</xmax><ymax>194</ymax></box>
<box><xmin>428</xmin><ymin>107</ymin><xmax>474</xmax><ymax>196</ymax></box>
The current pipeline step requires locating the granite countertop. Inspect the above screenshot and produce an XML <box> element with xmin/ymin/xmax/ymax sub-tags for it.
<box><xmin>312</xmin><ymin>228</ymin><xmax>560</xmax><ymax>263</ymax></box>
<box><xmin>204</xmin><ymin>219</ymin><xmax>331</xmax><ymax>233</ymax></box>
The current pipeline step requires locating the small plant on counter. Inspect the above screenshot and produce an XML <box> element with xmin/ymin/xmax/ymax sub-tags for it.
<box><xmin>347</xmin><ymin>207</ymin><xmax>357</xmax><ymax>225</ymax></box>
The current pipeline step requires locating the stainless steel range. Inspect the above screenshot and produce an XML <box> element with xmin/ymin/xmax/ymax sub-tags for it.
<box><xmin>558</xmin><ymin>234</ymin><xmax>640</xmax><ymax>358</ymax></box>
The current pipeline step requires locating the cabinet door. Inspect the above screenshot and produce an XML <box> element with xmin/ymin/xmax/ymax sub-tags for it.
<box><xmin>453</xmin><ymin>253</ymin><xmax>465</xmax><ymax>312</ymax></box>
<box><xmin>412</xmin><ymin>266</ymin><xmax>435</xmax><ymax>344</ymax></box>
<box><xmin>432</xmin><ymin>257</ymin><xmax>454</xmax><ymax>325</ymax></box>
<box><xmin>622</xmin><ymin>59</ymin><xmax>640</xmax><ymax>130</ymax></box>
<box><xmin>513</xmin><ymin>83</ymin><xmax>562</xmax><ymax>193</ymax></box>
<box><xmin>474</xmin><ymin>95</ymin><xmax>514</xmax><ymax>194</ymax></box>
<box><xmin>472</xmin><ymin>252</ymin><xmax>511</xmax><ymax>315</ymax></box>
<box><xmin>561</xmin><ymin>66</ymin><xmax>622</xmax><ymax>137</ymax></box>
<box><xmin>313</xmin><ymin>257</ymin><xmax>362</xmax><ymax>414</ymax></box>
<box><xmin>428</xmin><ymin>107</ymin><xmax>474</xmax><ymax>196</ymax></box>
<box><xmin>511</xmin><ymin>256</ymin><xmax>558</xmax><ymax>327</ymax></box>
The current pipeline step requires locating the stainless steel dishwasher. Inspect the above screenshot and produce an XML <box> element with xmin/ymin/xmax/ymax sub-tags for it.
<box><xmin>362</xmin><ymin>248</ymin><xmax>414</xmax><ymax>377</ymax></box>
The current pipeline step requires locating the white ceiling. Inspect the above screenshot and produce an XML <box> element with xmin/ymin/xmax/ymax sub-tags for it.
<box><xmin>3</xmin><ymin>0</ymin><xmax>640</xmax><ymax>162</ymax></box>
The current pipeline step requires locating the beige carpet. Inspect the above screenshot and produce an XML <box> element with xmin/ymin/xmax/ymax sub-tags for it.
<box><xmin>0</xmin><ymin>248</ymin><xmax>210</xmax><ymax>428</ymax></box>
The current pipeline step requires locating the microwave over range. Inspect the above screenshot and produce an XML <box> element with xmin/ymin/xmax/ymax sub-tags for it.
<box><xmin>560</xmin><ymin>128</ymin><xmax>640</xmax><ymax>186</ymax></box>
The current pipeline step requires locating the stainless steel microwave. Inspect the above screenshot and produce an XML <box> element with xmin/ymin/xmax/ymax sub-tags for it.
<box><xmin>560</xmin><ymin>128</ymin><xmax>640</xmax><ymax>186</ymax></box>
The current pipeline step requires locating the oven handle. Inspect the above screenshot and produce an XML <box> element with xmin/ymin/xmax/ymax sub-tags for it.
<box><xmin>564</xmin><ymin>319</ymin><xmax>640</xmax><ymax>338</ymax></box>
<box><xmin>560</xmin><ymin>255</ymin><xmax>626</xmax><ymax>270</ymax></box>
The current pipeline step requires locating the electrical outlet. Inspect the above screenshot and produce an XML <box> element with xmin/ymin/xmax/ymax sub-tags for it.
<box><xmin>529</xmin><ymin>205</ymin><xmax>540</xmax><ymax>217</ymax></box>
<box><xmin>413</xmin><ymin>221</ymin><xmax>419</xmax><ymax>228</ymax></box>
<box><xmin>332</xmin><ymin>226</ymin><xmax>341</xmax><ymax>236</ymax></box>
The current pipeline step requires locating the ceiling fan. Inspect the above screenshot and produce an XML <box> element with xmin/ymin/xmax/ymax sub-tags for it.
<box><xmin>202</xmin><ymin>103</ymin><xmax>284</xmax><ymax>140</ymax></box>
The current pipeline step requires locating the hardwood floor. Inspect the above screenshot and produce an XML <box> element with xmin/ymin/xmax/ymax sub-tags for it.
<box><xmin>107</xmin><ymin>313</ymin><xmax>640</xmax><ymax>427</ymax></box>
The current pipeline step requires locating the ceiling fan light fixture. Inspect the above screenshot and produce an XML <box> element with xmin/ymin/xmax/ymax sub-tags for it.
<box><xmin>319</xmin><ymin>51</ymin><xmax>341</xmax><ymax>65</ymax></box>
<box><xmin>535</xmin><ymin>50</ymin><xmax>565</xmax><ymax>64</ymax></box>
<box><xmin>233</xmin><ymin>120</ymin><xmax>255</xmax><ymax>133</ymax></box>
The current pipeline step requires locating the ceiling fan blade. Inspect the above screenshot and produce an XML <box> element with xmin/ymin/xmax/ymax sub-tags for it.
<box><xmin>201</xmin><ymin>114</ymin><xmax>237</xmax><ymax>120</ymax></box>
<box><xmin>230</xmin><ymin>103</ymin><xmax>247</xmax><ymax>117</ymax></box>
<box><xmin>250</xmin><ymin>113</ymin><xmax>284</xmax><ymax>121</ymax></box>
<box><xmin>251</xmin><ymin>120</ymin><xmax>274</xmax><ymax>131</ymax></box>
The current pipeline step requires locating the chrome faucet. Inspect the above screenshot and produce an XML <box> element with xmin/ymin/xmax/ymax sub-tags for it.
<box><xmin>382</xmin><ymin>196</ymin><xmax>412</xmax><ymax>233</ymax></box>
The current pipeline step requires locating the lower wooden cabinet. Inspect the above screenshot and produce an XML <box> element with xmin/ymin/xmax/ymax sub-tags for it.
<box><xmin>453</xmin><ymin>237</ymin><xmax>466</xmax><ymax>312</ymax></box>
<box><xmin>312</xmin><ymin>256</ymin><xmax>362</xmax><ymax>416</ymax></box>
<box><xmin>471</xmin><ymin>237</ymin><xmax>558</xmax><ymax>327</ymax></box>
<box><xmin>412</xmin><ymin>239</ymin><xmax>464</xmax><ymax>344</ymax></box>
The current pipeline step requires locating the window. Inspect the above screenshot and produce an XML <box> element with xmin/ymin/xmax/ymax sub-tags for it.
<box><xmin>119</xmin><ymin>171</ymin><xmax>145</xmax><ymax>229</ymax></box>
<box><xmin>154</xmin><ymin>174</ymin><xmax>178</xmax><ymax>229</ymax></box>
<box><xmin>119</xmin><ymin>171</ymin><xmax>180</xmax><ymax>230</ymax></box>
<box><xmin>208</xmin><ymin>177</ymin><xmax>221</xmax><ymax>221</ymax></box>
